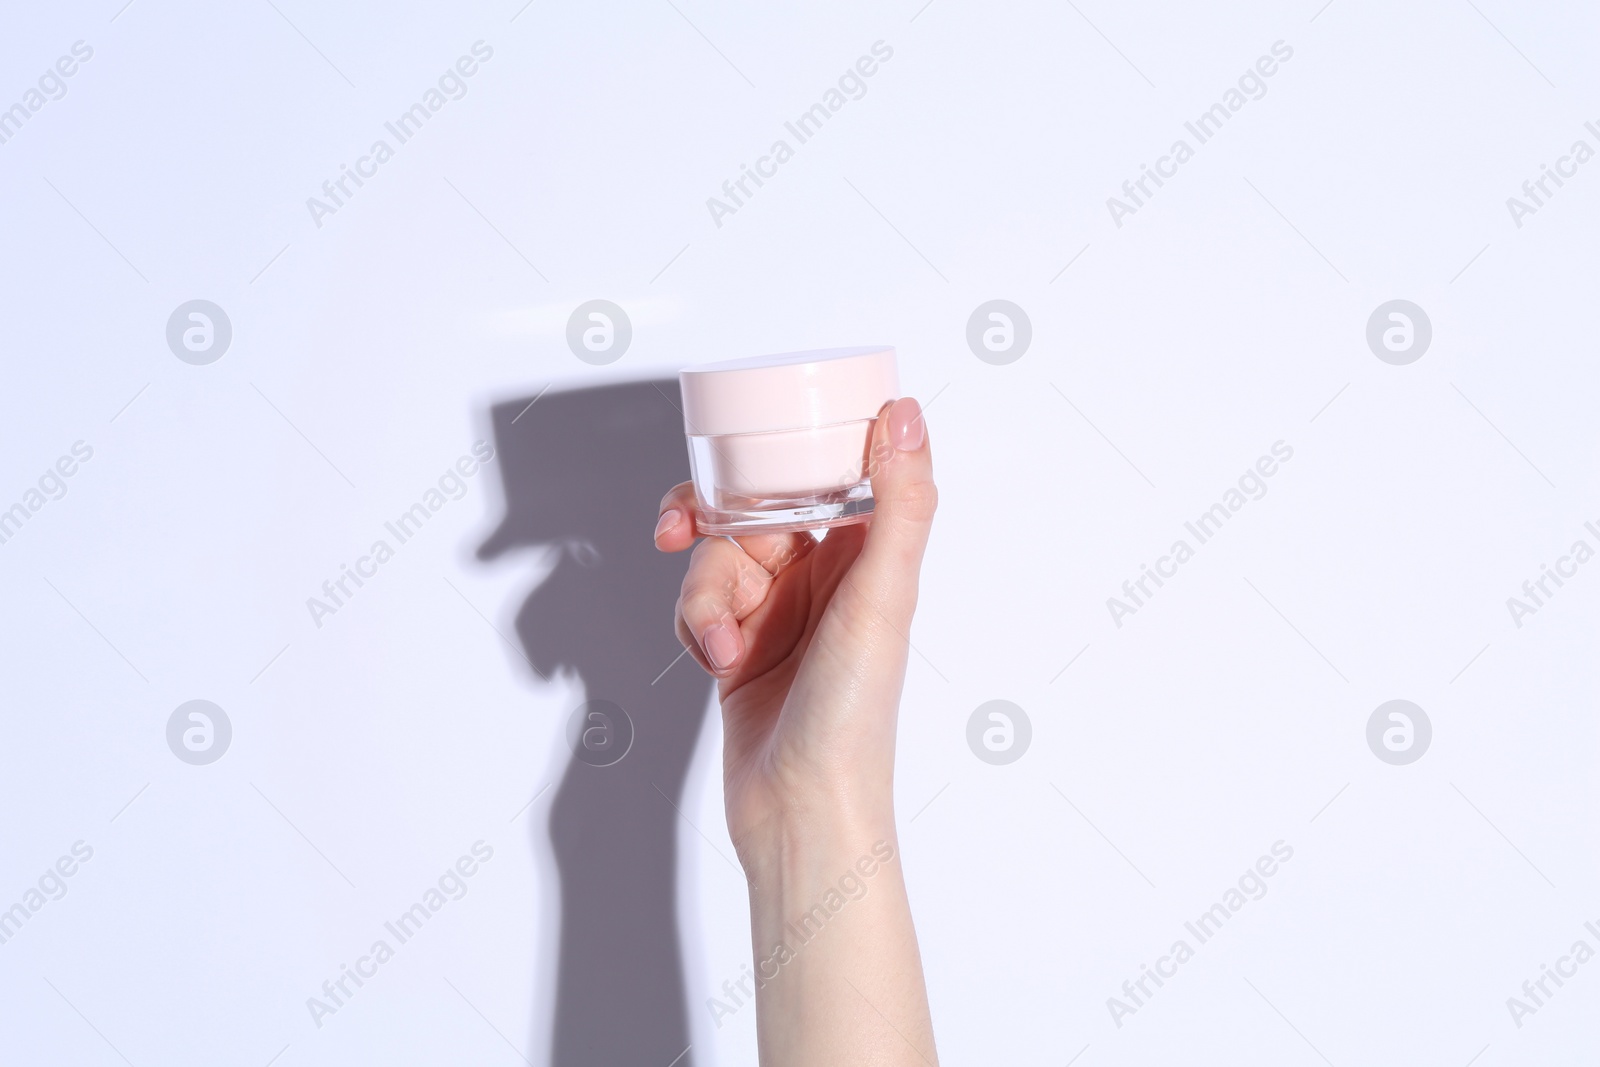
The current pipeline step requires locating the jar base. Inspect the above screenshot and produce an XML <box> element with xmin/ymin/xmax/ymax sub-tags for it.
<box><xmin>695</xmin><ymin>494</ymin><xmax>876</xmax><ymax>535</ymax></box>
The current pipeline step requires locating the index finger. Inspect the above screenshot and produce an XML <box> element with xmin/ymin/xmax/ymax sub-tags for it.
<box><xmin>653</xmin><ymin>481</ymin><xmax>813</xmax><ymax>576</ymax></box>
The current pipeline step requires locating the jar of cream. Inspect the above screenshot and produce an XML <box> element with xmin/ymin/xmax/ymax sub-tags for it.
<box><xmin>679</xmin><ymin>346</ymin><xmax>899</xmax><ymax>534</ymax></box>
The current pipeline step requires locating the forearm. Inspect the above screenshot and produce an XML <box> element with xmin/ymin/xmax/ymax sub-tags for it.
<box><xmin>740</xmin><ymin>815</ymin><xmax>937</xmax><ymax>1067</ymax></box>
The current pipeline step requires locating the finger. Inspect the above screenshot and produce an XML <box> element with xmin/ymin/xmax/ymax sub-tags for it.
<box><xmin>842</xmin><ymin>397</ymin><xmax>936</xmax><ymax>630</ymax></box>
<box><xmin>652</xmin><ymin>483</ymin><xmax>700</xmax><ymax>552</ymax></box>
<box><xmin>653</xmin><ymin>481</ymin><xmax>813</xmax><ymax>576</ymax></box>
<box><xmin>674</xmin><ymin>610</ymin><xmax>713</xmax><ymax>676</ymax></box>
<box><xmin>675</xmin><ymin>536</ymin><xmax>782</xmax><ymax>675</ymax></box>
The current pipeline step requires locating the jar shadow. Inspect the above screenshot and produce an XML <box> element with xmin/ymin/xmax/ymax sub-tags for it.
<box><xmin>477</xmin><ymin>378</ymin><xmax>714</xmax><ymax>1066</ymax></box>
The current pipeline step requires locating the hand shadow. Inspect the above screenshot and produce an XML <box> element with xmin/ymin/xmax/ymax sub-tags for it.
<box><xmin>478</xmin><ymin>378</ymin><xmax>716</xmax><ymax>1067</ymax></box>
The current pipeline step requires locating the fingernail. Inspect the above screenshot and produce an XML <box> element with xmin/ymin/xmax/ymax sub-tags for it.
<box><xmin>654</xmin><ymin>509</ymin><xmax>681</xmax><ymax>540</ymax></box>
<box><xmin>702</xmin><ymin>620</ymin><xmax>739</xmax><ymax>672</ymax></box>
<box><xmin>887</xmin><ymin>397</ymin><xmax>925</xmax><ymax>452</ymax></box>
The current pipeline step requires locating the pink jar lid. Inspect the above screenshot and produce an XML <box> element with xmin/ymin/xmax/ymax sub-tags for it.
<box><xmin>679</xmin><ymin>346</ymin><xmax>899</xmax><ymax>436</ymax></box>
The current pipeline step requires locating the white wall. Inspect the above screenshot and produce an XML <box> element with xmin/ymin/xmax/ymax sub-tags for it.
<box><xmin>1</xmin><ymin>1</ymin><xmax>1596</xmax><ymax>1063</ymax></box>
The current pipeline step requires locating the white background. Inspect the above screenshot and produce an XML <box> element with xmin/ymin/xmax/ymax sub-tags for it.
<box><xmin>2</xmin><ymin>0</ymin><xmax>1597</xmax><ymax>1063</ymax></box>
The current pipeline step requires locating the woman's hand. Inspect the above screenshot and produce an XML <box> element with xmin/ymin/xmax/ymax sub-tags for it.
<box><xmin>653</xmin><ymin>396</ymin><xmax>936</xmax><ymax>857</ymax></box>
<box><xmin>653</xmin><ymin>396</ymin><xmax>939</xmax><ymax>1066</ymax></box>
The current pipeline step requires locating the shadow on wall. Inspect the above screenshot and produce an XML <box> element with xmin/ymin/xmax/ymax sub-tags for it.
<box><xmin>477</xmin><ymin>378</ymin><xmax>715</xmax><ymax>1067</ymax></box>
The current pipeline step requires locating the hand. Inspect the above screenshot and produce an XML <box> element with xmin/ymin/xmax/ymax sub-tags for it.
<box><xmin>654</xmin><ymin>396</ymin><xmax>940</xmax><ymax>1066</ymax></box>
<box><xmin>652</xmin><ymin>396</ymin><xmax>936</xmax><ymax>863</ymax></box>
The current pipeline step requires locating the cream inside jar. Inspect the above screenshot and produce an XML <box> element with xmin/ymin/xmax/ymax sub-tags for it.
<box><xmin>679</xmin><ymin>346</ymin><xmax>899</xmax><ymax>535</ymax></box>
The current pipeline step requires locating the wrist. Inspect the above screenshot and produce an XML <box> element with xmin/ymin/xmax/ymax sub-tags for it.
<box><xmin>737</xmin><ymin>814</ymin><xmax>906</xmax><ymax>980</ymax></box>
<box><xmin>733</xmin><ymin>803</ymin><xmax>899</xmax><ymax>892</ymax></box>
<box><xmin>725</xmin><ymin>751</ymin><xmax>898</xmax><ymax>869</ymax></box>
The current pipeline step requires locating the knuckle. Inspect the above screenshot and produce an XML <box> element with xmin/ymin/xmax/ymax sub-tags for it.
<box><xmin>680</xmin><ymin>588</ymin><xmax>726</xmax><ymax>625</ymax></box>
<box><xmin>725</xmin><ymin>560</ymin><xmax>770</xmax><ymax>614</ymax></box>
<box><xmin>682</xmin><ymin>543</ymin><xmax>726</xmax><ymax>586</ymax></box>
<box><xmin>684</xmin><ymin>539</ymin><xmax>770</xmax><ymax>619</ymax></box>
<box><xmin>891</xmin><ymin>479</ymin><xmax>939</xmax><ymax>525</ymax></box>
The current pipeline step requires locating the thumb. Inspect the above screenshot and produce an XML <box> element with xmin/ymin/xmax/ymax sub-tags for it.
<box><xmin>846</xmin><ymin>396</ymin><xmax>937</xmax><ymax>628</ymax></box>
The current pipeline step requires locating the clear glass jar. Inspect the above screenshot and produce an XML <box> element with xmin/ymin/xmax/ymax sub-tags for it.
<box><xmin>679</xmin><ymin>347</ymin><xmax>898</xmax><ymax>535</ymax></box>
<box><xmin>686</xmin><ymin>420</ymin><xmax>878</xmax><ymax>534</ymax></box>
